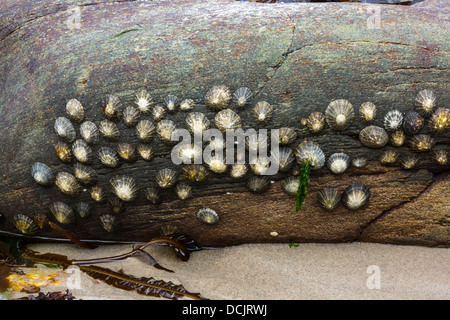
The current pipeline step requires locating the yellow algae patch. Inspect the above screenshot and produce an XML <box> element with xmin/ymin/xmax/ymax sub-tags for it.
<box><xmin>6</xmin><ymin>268</ymin><xmax>70</xmax><ymax>292</ymax></box>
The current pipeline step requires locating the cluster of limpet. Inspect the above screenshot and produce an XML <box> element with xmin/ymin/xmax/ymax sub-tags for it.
<box><xmin>24</xmin><ymin>86</ymin><xmax>448</xmax><ymax>238</ymax></box>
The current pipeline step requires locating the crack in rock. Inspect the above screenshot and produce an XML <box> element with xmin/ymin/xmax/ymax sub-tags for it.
<box><xmin>354</xmin><ymin>171</ymin><xmax>446</xmax><ymax>241</ymax></box>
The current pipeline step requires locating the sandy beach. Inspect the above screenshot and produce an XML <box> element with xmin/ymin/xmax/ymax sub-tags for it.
<box><xmin>5</xmin><ymin>242</ymin><xmax>449</xmax><ymax>300</ymax></box>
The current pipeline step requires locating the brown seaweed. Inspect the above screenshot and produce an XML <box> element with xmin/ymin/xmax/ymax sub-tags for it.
<box><xmin>20</xmin><ymin>248</ymin><xmax>205</xmax><ymax>300</ymax></box>
<box><xmin>48</xmin><ymin>222</ymin><xmax>97</xmax><ymax>249</ymax></box>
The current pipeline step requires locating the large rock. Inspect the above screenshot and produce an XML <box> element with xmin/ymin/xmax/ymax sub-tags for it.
<box><xmin>0</xmin><ymin>0</ymin><xmax>448</xmax><ymax>247</ymax></box>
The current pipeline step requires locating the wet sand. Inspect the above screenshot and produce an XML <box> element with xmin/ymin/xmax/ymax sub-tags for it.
<box><xmin>7</xmin><ymin>242</ymin><xmax>449</xmax><ymax>300</ymax></box>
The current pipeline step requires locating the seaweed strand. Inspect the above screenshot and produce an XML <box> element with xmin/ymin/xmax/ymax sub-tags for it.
<box><xmin>296</xmin><ymin>160</ymin><xmax>311</xmax><ymax>211</ymax></box>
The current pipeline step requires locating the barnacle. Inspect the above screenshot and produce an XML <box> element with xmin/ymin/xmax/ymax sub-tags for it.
<box><xmin>384</xmin><ymin>110</ymin><xmax>403</xmax><ymax>132</ymax></box>
<box><xmin>428</xmin><ymin>108</ymin><xmax>450</xmax><ymax>134</ymax></box>
<box><xmin>109</xmin><ymin>198</ymin><xmax>125</xmax><ymax>215</ymax></box>
<box><xmin>55</xmin><ymin>172</ymin><xmax>81</xmax><ymax>196</ymax></box>
<box><xmin>197</xmin><ymin>208</ymin><xmax>219</xmax><ymax>225</ymax></box>
<box><xmin>432</xmin><ymin>150</ymin><xmax>448</xmax><ymax>166</ymax></box>
<box><xmin>152</xmin><ymin>104</ymin><xmax>166</xmax><ymax>122</ymax></box>
<box><xmin>205</xmin><ymin>85</ymin><xmax>231</xmax><ymax>111</ymax></box>
<box><xmin>208</xmin><ymin>137</ymin><xmax>225</xmax><ymax>151</ymax></box>
<box><xmin>89</xmin><ymin>185</ymin><xmax>106</xmax><ymax>203</ymax></box>
<box><xmin>294</xmin><ymin>141</ymin><xmax>325</xmax><ymax>170</ymax></box>
<box><xmin>252</xmin><ymin>101</ymin><xmax>273</xmax><ymax>125</ymax></box>
<box><xmin>175</xmin><ymin>182</ymin><xmax>192</xmax><ymax>200</ymax></box>
<box><xmin>31</xmin><ymin>162</ymin><xmax>54</xmax><ymax>186</ymax></box>
<box><xmin>137</xmin><ymin>144</ymin><xmax>154</xmax><ymax>161</ymax></box>
<box><xmin>379</xmin><ymin>149</ymin><xmax>399</xmax><ymax>165</ymax></box>
<box><xmin>280</xmin><ymin>176</ymin><xmax>299</xmax><ymax>196</ymax></box>
<box><xmin>327</xmin><ymin>153</ymin><xmax>350</xmax><ymax>174</ymax></box>
<box><xmin>33</xmin><ymin>212</ymin><xmax>48</xmax><ymax>229</ymax></box>
<box><xmin>75</xmin><ymin>202</ymin><xmax>91</xmax><ymax>218</ymax></box>
<box><xmin>275</xmin><ymin>147</ymin><xmax>295</xmax><ymax>172</ymax></box>
<box><xmin>72</xmin><ymin>139</ymin><xmax>93</xmax><ymax>164</ymax></box>
<box><xmin>401</xmin><ymin>154</ymin><xmax>419</xmax><ymax>170</ymax></box>
<box><xmin>99</xmin><ymin>214</ymin><xmax>118</xmax><ymax>232</ymax></box>
<box><xmin>180</xmin><ymin>99</ymin><xmax>195</xmax><ymax>111</ymax></box>
<box><xmin>306</xmin><ymin>112</ymin><xmax>326</xmax><ymax>133</ymax></box>
<box><xmin>155</xmin><ymin>168</ymin><xmax>177</xmax><ymax>188</ymax></box>
<box><xmin>65</xmin><ymin>99</ymin><xmax>85</xmax><ymax>123</ymax></box>
<box><xmin>214</xmin><ymin>109</ymin><xmax>242</xmax><ymax>132</ymax></box>
<box><xmin>352</xmin><ymin>157</ymin><xmax>367</xmax><ymax>168</ymax></box>
<box><xmin>73</xmin><ymin>163</ymin><xmax>97</xmax><ymax>185</ymax></box>
<box><xmin>98</xmin><ymin>146</ymin><xmax>120</xmax><ymax>168</ymax></box>
<box><xmin>246</xmin><ymin>132</ymin><xmax>268</xmax><ymax>152</ymax></box>
<box><xmin>249</xmin><ymin>157</ymin><xmax>270</xmax><ymax>175</ymax></box>
<box><xmin>176</xmin><ymin>143</ymin><xmax>203</xmax><ymax>163</ymax></box>
<box><xmin>101</xmin><ymin>94</ymin><xmax>122</xmax><ymax>121</ymax></box>
<box><xmin>247</xmin><ymin>176</ymin><xmax>270</xmax><ymax>193</ymax></box>
<box><xmin>110</xmin><ymin>176</ymin><xmax>138</xmax><ymax>202</ymax></box>
<box><xmin>317</xmin><ymin>187</ymin><xmax>341</xmax><ymax>211</ymax></box>
<box><xmin>403</xmin><ymin>110</ymin><xmax>424</xmax><ymax>135</ymax></box>
<box><xmin>408</xmin><ymin>134</ymin><xmax>435</xmax><ymax>152</ymax></box>
<box><xmin>98</xmin><ymin>120</ymin><xmax>120</xmax><ymax>141</ymax></box>
<box><xmin>135</xmin><ymin>89</ymin><xmax>153</xmax><ymax>114</ymax></box>
<box><xmin>80</xmin><ymin>121</ymin><xmax>99</xmax><ymax>145</ymax></box>
<box><xmin>204</xmin><ymin>153</ymin><xmax>228</xmax><ymax>173</ymax></box>
<box><xmin>49</xmin><ymin>202</ymin><xmax>75</xmax><ymax>224</ymax></box>
<box><xmin>156</xmin><ymin>119</ymin><xmax>177</xmax><ymax>144</ymax></box>
<box><xmin>230</xmin><ymin>163</ymin><xmax>248</xmax><ymax>179</ymax></box>
<box><xmin>55</xmin><ymin>141</ymin><xmax>72</xmax><ymax>163</ymax></box>
<box><xmin>164</xmin><ymin>95</ymin><xmax>178</xmax><ymax>113</ymax></box>
<box><xmin>123</xmin><ymin>106</ymin><xmax>140</xmax><ymax>127</ymax></box>
<box><xmin>144</xmin><ymin>187</ymin><xmax>160</xmax><ymax>204</ymax></box>
<box><xmin>185</xmin><ymin>112</ymin><xmax>210</xmax><ymax>136</ymax></box>
<box><xmin>278</xmin><ymin>127</ymin><xmax>297</xmax><ymax>145</ymax></box>
<box><xmin>135</xmin><ymin>119</ymin><xmax>155</xmax><ymax>143</ymax></box>
<box><xmin>359</xmin><ymin>102</ymin><xmax>377</xmax><ymax>123</ymax></box>
<box><xmin>390</xmin><ymin>130</ymin><xmax>406</xmax><ymax>147</ymax></box>
<box><xmin>233</xmin><ymin>87</ymin><xmax>253</xmax><ymax>108</ymax></box>
<box><xmin>325</xmin><ymin>99</ymin><xmax>355</xmax><ymax>130</ymax></box>
<box><xmin>54</xmin><ymin>117</ymin><xmax>76</xmax><ymax>143</ymax></box>
<box><xmin>415</xmin><ymin>89</ymin><xmax>436</xmax><ymax>117</ymax></box>
<box><xmin>183</xmin><ymin>164</ymin><xmax>210</xmax><ymax>183</ymax></box>
<box><xmin>359</xmin><ymin>125</ymin><xmax>389</xmax><ymax>148</ymax></box>
<box><xmin>160</xmin><ymin>225</ymin><xmax>180</xmax><ymax>237</ymax></box>
<box><xmin>14</xmin><ymin>214</ymin><xmax>38</xmax><ymax>235</ymax></box>
<box><xmin>342</xmin><ymin>183</ymin><xmax>370</xmax><ymax>210</ymax></box>
<box><xmin>117</xmin><ymin>143</ymin><xmax>136</xmax><ymax>162</ymax></box>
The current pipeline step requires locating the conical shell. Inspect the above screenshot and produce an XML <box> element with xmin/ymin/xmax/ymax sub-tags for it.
<box><xmin>359</xmin><ymin>126</ymin><xmax>388</xmax><ymax>149</ymax></box>
<box><xmin>49</xmin><ymin>201</ymin><xmax>75</xmax><ymax>224</ymax></box>
<box><xmin>325</xmin><ymin>99</ymin><xmax>355</xmax><ymax>130</ymax></box>
<box><xmin>214</xmin><ymin>109</ymin><xmax>241</xmax><ymax>132</ymax></box>
<box><xmin>205</xmin><ymin>85</ymin><xmax>231</xmax><ymax>111</ymax></box>
<box><xmin>294</xmin><ymin>141</ymin><xmax>325</xmax><ymax>169</ymax></box>
<box><xmin>54</xmin><ymin>117</ymin><xmax>76</xmax><ymax>143</ymax></box>
<box><xmin>99</xmin><ymin>120</ymin><xmax>120</xmax><ymax>141</ymax></box>
<box><xmin>80</xmin><ymin>121</ymin><xmax>99</xmax><ymax>145</ymax></box>
<box><xmin>359</xmin><ymin>102</ymin><xmax>376</xmax><ymax>123</ymax></box>
<box><xmin>342</xmin><ymin>183</ymin><xmax>370</xmax><ymax>210</ymax></box>
<box><xmin>110</xmin><ymin>176</ymin><xmax>138</xmax><ymax>202</ymax></box>
<box><xmin>384</xmin><ymin>110</ymin><xmax>403</xmax><ymax>132</ymax></box>
<box><xmin>196</xmin><ymin>208</ymin><xmax>219</xmax><ymax>225</ymax></box>
<box><xmin>31</xmin><ymin>162</ymin><xmax>54</xmax><ymax>186</ymax></box>
<box><xmin>317</xmin><ymin>187</ymin><xmax>341</xmax><ymax>211</ymax></box>
<box><xmin>327</xmin><ymin>153</ymin><xmax>350</xmax><ymax>174</ymax></box>
<box><xmin>233</xmin><ymin>87</ymin><xmax>253</xmax><ymax>108</ymax></box>
<box><xmin>66</xmin><ymin>99</ymin><xmax>84</xmax><ymax>123</ymax></box>
<box><xmin>415</xmin><ymin>89</ymin><xmax>436</xmax><ymax>117</ymax></box>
